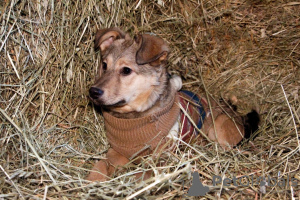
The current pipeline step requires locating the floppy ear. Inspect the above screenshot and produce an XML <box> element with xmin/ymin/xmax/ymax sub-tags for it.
<box><xmin>94</xmin><ymin>27</ymin><xmax>125</xmax><ymax>53</ymax></box>
<box><xmin>135</xmin><ymin>34</ymin><xmax>169</xmax><ymax>66</ymax></box>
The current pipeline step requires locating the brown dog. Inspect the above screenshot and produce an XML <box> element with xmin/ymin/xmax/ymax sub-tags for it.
<box><xmin>87</xmin><ymin>27</ymin><xmax>259</xmax><ymax>181</ymax></box>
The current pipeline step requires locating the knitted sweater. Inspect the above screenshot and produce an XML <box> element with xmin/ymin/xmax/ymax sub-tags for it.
<box><xmin>103</xmin><ymin>91</ymin><xmax>206</xmax><ymax>161</ymax></box>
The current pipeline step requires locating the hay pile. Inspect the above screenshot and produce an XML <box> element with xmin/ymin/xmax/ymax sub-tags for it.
<box><xmin>1</xmin><ymin>0</ymin><xmax>299</xmax><ymax>199</ymax></box>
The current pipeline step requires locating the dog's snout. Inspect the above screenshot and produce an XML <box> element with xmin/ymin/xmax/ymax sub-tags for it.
<box><xmin>89</xmin><ymin>87</ymin><xmax>104</xmax><ymax>99</ymax></box>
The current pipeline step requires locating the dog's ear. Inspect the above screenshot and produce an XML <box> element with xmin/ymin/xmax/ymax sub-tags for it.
<box><xmin>135</xmin><ymin>34</ymin><xmax>169</xmax><ymax>66</ymax></box>
<box><xmin>94</xmin><ymin>27</ymin><xmax>125</xmax><ymax>53</ymax></box>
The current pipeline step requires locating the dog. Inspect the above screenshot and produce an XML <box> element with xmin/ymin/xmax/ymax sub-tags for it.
<box><xmin>87</xmin><ymin>27</ymin><xmax>260</xmax><ymax>181</ymax></box>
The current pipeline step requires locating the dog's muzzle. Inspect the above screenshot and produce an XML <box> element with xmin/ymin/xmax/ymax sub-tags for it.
<box><xmin>89</xmin><ymin>87</ymin><xmax>104</xmax><ymax>100</ymax></box>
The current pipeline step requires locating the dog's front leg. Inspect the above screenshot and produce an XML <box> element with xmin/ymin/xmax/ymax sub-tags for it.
<box><xmin>86</xmin><ymin>148</ymin><xmax>130</xmax><ymax>181</ymax></box>
<box><xmin>86</xmin><ymin>159</ymin><xmax>109</xmax><ymax>181</ymax></box>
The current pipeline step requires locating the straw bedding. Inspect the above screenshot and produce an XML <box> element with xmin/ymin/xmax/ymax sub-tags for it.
<box><xmin>0</xmin><ymin>0</ymin><xmax>299</xmax><ymax>199</ymax></box>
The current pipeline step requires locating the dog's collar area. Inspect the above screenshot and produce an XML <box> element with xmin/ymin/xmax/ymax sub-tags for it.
<box><xmin>103</xmin><ymin>94</ymin><xmax>181</xmax><ymax>161</ymax></box>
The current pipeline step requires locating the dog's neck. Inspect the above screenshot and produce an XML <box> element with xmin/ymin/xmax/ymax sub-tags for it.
<box><xmin>106</xmin><ymin>72</ymin><xmax>176</xmax><ymax>119</ymax></box>
<box><xmin>103</xmin><ymin>94</ymin><xmax>180</xmax><ymax>160</ymax></box>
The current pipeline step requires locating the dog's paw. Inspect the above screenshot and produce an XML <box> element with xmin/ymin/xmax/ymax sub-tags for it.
<box><xmin>224</xmin><ymin>93</ymin><xmax>253</xmax><ymax>115</ymax></box>
<box><xmin>170</xmin><ymin>75</ymin><xmax>182</xmax><ymax>91</ymax></box>
<box><xmin>86</xmin><ymin>160</ymin><xmax>109</xmax><ymax>182</ymax></box>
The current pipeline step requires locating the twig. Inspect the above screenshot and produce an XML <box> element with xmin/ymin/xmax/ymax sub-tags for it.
<box><xmin>0</xmin><ymin>165</ymin><xmax>25</xmax><ymax>200</ymax></box>
<box><xmin>7</xmin><ymin>52</ymin><xmax>20</xmax><ymax>79</ymax></box>
<box><xmin>281</xmin><ymin>85</ymin><xmax>300</xmax><ymax>152</ymax></box>
<box><xmin>126</xmin><ymin>163</ymin><xmax>191</xmax><ymax>200</ymax></box>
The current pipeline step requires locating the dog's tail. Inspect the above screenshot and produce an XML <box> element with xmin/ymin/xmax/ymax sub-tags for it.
<box><xmin>243</xmin><ymin>110</ymin><xmax>260</xmax><ymax>140</ymax></box>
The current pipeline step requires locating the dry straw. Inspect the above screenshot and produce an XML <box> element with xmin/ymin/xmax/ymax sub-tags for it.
<box><xmin>1</xmin><ymin>0</ymin><xmax>299</xmax><ymax>199</ymax></box>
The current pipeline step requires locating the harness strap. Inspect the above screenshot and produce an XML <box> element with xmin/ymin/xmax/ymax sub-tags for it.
<box><xmin>179</xmin><ymin>90</ymin><xmax>206</xmax><ymax>141</ymax></box>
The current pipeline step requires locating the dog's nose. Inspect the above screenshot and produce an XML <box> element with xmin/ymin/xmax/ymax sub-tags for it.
<box><xmin>89</xmin><ymin>87</ymin><xmax>104</xmax><ymax>99</ymax></box>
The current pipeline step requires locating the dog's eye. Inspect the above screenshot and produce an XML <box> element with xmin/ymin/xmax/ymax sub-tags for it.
<box><xmin>102</xmin><ymin>62</ymin><xmax>107</xmax><ymax>71</ymax></box>
<box><xmin>121</xmin><ymin>67</ymin><xmax>132</xmax><ymax>76</ymax></box>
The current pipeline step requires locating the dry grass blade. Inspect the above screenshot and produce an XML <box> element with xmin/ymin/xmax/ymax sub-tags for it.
<box><xmin>0</xmin><ymin>0</ymin><xmax>299</xmax><ymax>199</ymax></box>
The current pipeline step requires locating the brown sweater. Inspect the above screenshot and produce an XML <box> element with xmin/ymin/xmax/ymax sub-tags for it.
<box><xmin>103</xmin><ymin>94</ymin><xmax>180</xmax><ymax>161</ymax></box>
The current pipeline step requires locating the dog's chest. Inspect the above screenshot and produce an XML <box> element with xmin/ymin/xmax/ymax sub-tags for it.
<box><xmin>167</xmin><ymin>116</ymin><xmax>180</xmax><ymax>139</ymax></box>
<box><xmin>103</xmin><ymin>91</ymin><xmax>206</xmax><ymax>160</ymax></box>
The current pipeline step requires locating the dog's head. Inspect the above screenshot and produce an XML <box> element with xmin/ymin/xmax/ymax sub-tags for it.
<box><xmin>89</xmin><ymin>28</ymin><xmax>170</xmax><ymax>113</ymax></box>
